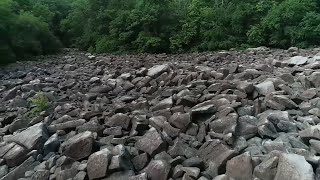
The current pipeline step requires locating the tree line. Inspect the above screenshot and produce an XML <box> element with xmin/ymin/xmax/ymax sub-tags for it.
<box><xmin>2</xmin><ymin>0</ymin><xmax>320</xmax><ymax>64</ymax></box>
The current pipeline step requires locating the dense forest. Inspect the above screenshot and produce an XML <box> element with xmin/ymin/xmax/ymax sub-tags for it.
<box><xmin>2</xmin><ymin>0</ymin><xmax>320</xmax><ymax>64</ymax></box>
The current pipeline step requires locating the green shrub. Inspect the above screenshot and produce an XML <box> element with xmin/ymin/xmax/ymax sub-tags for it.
<box><xmin>30</xmin><ymin>92</ymin><xmax>50</xmax><ymax>116</ymax></box>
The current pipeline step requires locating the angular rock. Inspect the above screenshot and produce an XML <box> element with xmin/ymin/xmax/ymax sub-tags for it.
<box><xmin>182</xmin><ymin>157</ymin><xmax>204</xmax><ymax>169</ymax></box>
<box><xmin>48</xmin><ymin>119</ymin><xmax>86</xmax><ymax>132</ymax></box>
<box><xmin>128</xmin><ymin>173</ymin><xmax>148</xmax><ymax>180</ymax></box>
<box><xmin>151</xmin><ymin>97</ymin><xmax>173</xmax><ymax>111</ymax></box>
<box><xmin>198</xmin><ymin>140</ymin><xmax>236</xmax><ymax>173</ymax></box>
<box><xmin>132</xmin><ymin>153</ymin><xmax>149</xmax><ymax>171</ymax></box>
<box><xmin>181</xmin><ymin>167</ymin><xmax>200</xmax><ymax>178</ymax></box>
<box><xmin>149</xmin><ymin>116</ymin><xmax>166</xmax><ymax>131</ymax></box>
<box><xmin>309</xmin><ymin>108</ymin><xmax>320</xmax><ymax>117</ymax></box>
<box><xmin>163</xmin><ymin>122</ymin><xmax>180</xmax><ymax>138</ymax></box>
<box><xmin>43</xmin><ymin>133</ymin><xmax>60</xmax><ymax>155</ymax></box>
<box><xmin>103</xmin><ymin>126</ymin><xmax>122</xmax><ymax>137</ymax></box>
<box><xmin>169</xmin><ymin>113</ymin><xmax>191</xmax><ymax>132</ymax></box>
<box><xmin>3</xmin><ymin>86</ymin><xmax>19</xmax><ymax>101</ymax></box>
<box><xmin>102</xmin><ymin>170</ymin><xmax>135</xmax><ymax>180</ymax></box>
<box><xmin>74</xmin><ymin>171</ymin><xmax>87</xmax><ymax>180</ymax></box>
<box><xmin>55</xmin><ymin>166</ymin><xmax>78</xmax><ymax>180</ymax></box>
<box><xmin>191</xmin><ymin>104</ymin><xmax>216</xmax><ymax>115</ymax></box>
<box><xmin>135</xmin><ymin>128</ymin><xmax>166</xmax><ymax>156</ymax></box>
<box><xmin>31</xmin><ymin>169</ymin><xmax>50</xmax><ymax>180</ymax></box>
<box><xmin>109</xmin><ymin>155</ymin><xmax>129</xmax><ymax>170</ymax></box>
<box><xmin>287</xmin><ymin>56</ymin><xmax>308</xmax><ymax>66</ymax></box>
<box><xmin>3</xmin><ymin>143</ymin><xmax>28</xmax><ymax>167</ymax></box>
<box><xmin>274</xmin><ymin>153</ymin><xmax>314</xmax><ymax>180</ymax></box>
<box><xmin>236</xmin><ymin>115</ymin><xmax>258</xmax><ymax>139</ymax></box>
<box><xmin>0</xmin><ymin>157</ymin><xmax>39</xmax><ymax>180</ymax></box>
<box><xmin>209</xmin><ymin>113</ymin><xmax>237</xmax><ymax>134</ymax></box>
<box><xmin>299</xmin><ymin>125</ymin><xmax>320</xmax><ymax>141</ymax></box>
<box><xmin>310</xmin><ymin>139</ymin><xmax>320</xmax><ymax>154</ymax></box>
<box><xmin>76</xmin><ymin>120</ymin><xmax>104</xmax><ymax>133</ymax></box>
<box><xmin>105</xmin><ymin>113</ymin><xmax>131</xmax><ymax>130</ymax></box>
<box><xmin>144</xmin><ymin>160</ymin><xmax>171</xmax><ymax>180</ymax></box>
<box><xmin>87</xmin><ymin>148</ymin><xmax>112</xmax><ymax>180</ymax></box>
<box><xmin>9</xmin><ymin>119</ymin><xmax>29</xmax><ymax>133</ymax></box>
<box><xmin>147</xmin><ymin>64</ymin><xmax>169</xmax><ymax>78</ymax></box>
<box><xmin>255</xmin><ymin>81</ymin><xmax>275</xmax><ymax>96</ymax></box>
<box><xmin>280</xmin><ymin>73</ymin><xmax>295</xmax><ymax>84</ymax></box>
<box><xmin>309</xmin><ymin>72</ymin><xmax>320</xmax><ymax>88</ymax></box>
<box><xmin>272</xmin><ymin>95</ymin><xmax>298</xmax><ymax>109</ymax></box>
<box><xmin>168</xmin><ymin>138</ymin><xmax>196</xmax><ymax>158</ymax></box>
<box><xmin>5</xmin><ymin>123</ymin><xmax>48</xmax><ymax>151</ymax></box>
<box><xmin>60</xmin><ymin>131</ymin><xmax>94</xmax><ymax>160</ymax></box>
<box><xmin>172</xmin><ymin>165</ymin><xmax>184</xmax><ymax>178</ymax></box>
<box><xmin>237</xmin><ymin>81</ymin><xmax>254</xmax><ymax>94</ymax></box>
<box><xmin>0</xmin><ymin>166</ymin><xmax>8</xmax><ymax>179</ymax></box>
<box><xmin>89</xmin><ymin>85</ymin><xmax>112</xmax><ymax>93</ymax></box>
<box><xmin>253</xmin><ymin>156</ymin><xmax>278</xmax><ymax>180</ymax></box>
<box><xmin>225</xmin><ymin>152</ymin><xmax>253</xmax><ymax>180</ymax></box>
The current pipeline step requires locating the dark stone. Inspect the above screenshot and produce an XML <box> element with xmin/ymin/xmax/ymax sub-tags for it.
<box><xmin>102</xmin><ymin>170</ymin><xmax>135</xmax><ymax>180</ymax></box>
<box><xmin>3</xmin><ymin>143</ymin><xmax>28</xmax><ymax>167</ymax></box>
<box><xmin>60</xmin><ymin>131</ymin><xmax>94</xmax><ymax>160</ymax></box>
<box><xmin>5</xmin><ymin>123</ymin><xmax>49</xmax><ymax>151</ymax></box>
<box><xmin>225</xmin><ymin>152</ymin><xmax>253</xmax><ymax>180</ymax></box>
<box><xmin>89</xmin><ymin>85</ymin><xmax>112</xmax><ymax>93</ymax></box>
<box><xmin>76</xmin><ymin>120</ymin><xmax>104</xmax><ymax>133</ymax></box>
<box><xmin>105</xmin><ymin>113</ymin><xmax>131</xmax><ymax>130</ymax></box>
<box><xmin>1</xmin><ymin>157</ymin><xmax>39</xmax><ymax>180</ymax></box>
<box><xmin>31</xmin><ymin>170</ymin><xmax>50</xmax><ymax>180</ymax></box>
<box><xmin>182</xmin><ymin>157</ymin><xmax>205</xmax><ymax>170</ymax></box>
<box><xmin>135</xmin><ymin>127</ymin><xmax>166</xmax><ymax>156</ymax></box>
<box><xmin>144</xmin><ymin>160</ymin><xmax>171</xmax><ymax>180</ymax></box>
<box><xmin>87</xmin><ymin>148</ymin><xmax>112</xmax><ymax>180</ymax></box>
<box><xmin>103</xmin><ymin>126</ymin><xmax>123</xmax><ymax>137</ymax></box>
<box><xmin>132</xmin><ymin>153</ymin><xmax>149</xmax><ymax>171</ymax></box>
<box><xmin>198</xmin><ymin>140</ymin><xmax>236</xmax><ymax>173</ymax></box>
<box><xmin>169</xmin><ymin>113</ymin><xmax>191</xmax><ymax>132</ymax></box>
<box><xmin>43</xmin><ymin>133</ymin><xmax>60</xmax><ymax>155</ymax></box>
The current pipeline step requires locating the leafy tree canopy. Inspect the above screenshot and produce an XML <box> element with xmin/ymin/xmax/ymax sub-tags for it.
<box><xmin>2</xmin><ymin>0</ymin><xmax>320</xmax><ymax>64</ymax></box>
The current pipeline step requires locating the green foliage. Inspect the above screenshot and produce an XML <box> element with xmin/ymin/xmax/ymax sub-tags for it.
<box><xmin>64</xmin><ymin>0</ymin><xmax>320</xmax><ymax>53</ymax></box>
<box><xmin>0</xmin><ymin>0</ymin><xmax>70</xmax><ymax>65</ymax></box>
<box><xmin>11</xmin><ymin>12</ymin><xmax>61</xmax><ymax>57</ymax></box>
<box><xmin>248</xmin><ymin>0</ymin><xmax>319</xmax><ymax>48</ymax></box>
<box><xmin>30</xmin><ymin>92</ymin><xmax>50</xmax><ymax>116</ymax></box>
<box><xmin>3</xmin><ymin>0</ymin><xmax>320</xmax><ymax>63</ymax></box>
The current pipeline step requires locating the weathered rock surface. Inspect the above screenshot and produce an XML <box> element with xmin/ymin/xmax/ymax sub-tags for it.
<box><xmin>60</xmin><ymin>131</ymin><xmax>94</xmax><ymax>160</ymax></box>
<box><xmin>87</xmin><ymin>148</ymin><xmax>112</xmax><ymax>179</ymax></box>
<box><xmin>274</xmin><ymin>153</ymin><xmax>314</xmax><ymax>180</ymax></box>
<box><xmin>0</xmin><ymin>48</ymin><xmax>320</xmax><ymax>179</ymax></box>
<box><xmin>135</xmin><ymin>127</ymin><xmax>166</xmax><ymax>156</ymax></box>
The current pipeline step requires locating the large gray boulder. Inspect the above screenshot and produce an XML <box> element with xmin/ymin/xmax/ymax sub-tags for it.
<box><xmin>144</xmin><ymin>160</ymin><xmax>171</xmax><ymax>180</ymax></box>
<box><xmin>255</xmin><ymin>81</ymin><xmax>275</xmax><ymax>96</ymax></box>
<box><xmin>274</xmin><ymin>153</ymin><xmax>314</xmax><ymax>180</ymax></box>
<box><xmin>198</xmin><ymin>140</ymin><xmax>236</xmax><ymax>173</ymax></box>
<box><xmin>87</xmin><ymin>148</ymin><xmax>112</xmax><ymax>180</ymax></box>
<box><xmin>254</xmin><ymin>156</ymin><xmax>279</xmax><ymax>180</ymax></box>
<box><xmin>147</xmin><ymin>64</ymin><xmax>169</xmax><ymax>78</ymax></box>
<box><xmin>105</xmin><ymin>113</ymin><xmax>131</xmax><ymax>129</ymax></box>
<box><xmin>60</xmin><ymin>131</ymin><xmax>94</xmax><ymax>160</ymax></box>
<box><xmin>226</xmin><ymin>152</ymin><xmax>253</xmax><ymax>180</ymax></box>
<box><xmin>5</xmin><ymin>122</ymin><xmax>49</xmax><ymax>151</ymax></box>
<box><xmin>309</xmin><ymin>72</ymin><xmax>320</xmax><ymax>88</ymax></box>
<box><xmin>299</xmin><ymin>125</ymin><xmax>320</xmax><ymax>141</ymax></box>
<box><xmin>287</xmin><ymin>56</ymin><xmax>308</xmax><ymax>66</ymax></box>
<box><xmin>0</xmin><ymin>157</ymin><xmax>39</xmax><ymax>180</ymax></box>
<box><xmin>135</xmin><ymin>128</ymin><xmax>166</xmax><ymax>156</ymax></box>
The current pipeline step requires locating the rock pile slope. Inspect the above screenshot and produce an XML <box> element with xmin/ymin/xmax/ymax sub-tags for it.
<box><xmin>1</xmin><ymin>47</ymin><xmax>320</xmax><ymax>179</ymax></box>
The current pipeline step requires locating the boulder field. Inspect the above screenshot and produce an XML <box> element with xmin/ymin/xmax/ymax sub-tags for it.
<box><xmin>1</xmin><ymin>47</ymin><xmax>320</xmax><ymax>179</ymax></box>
